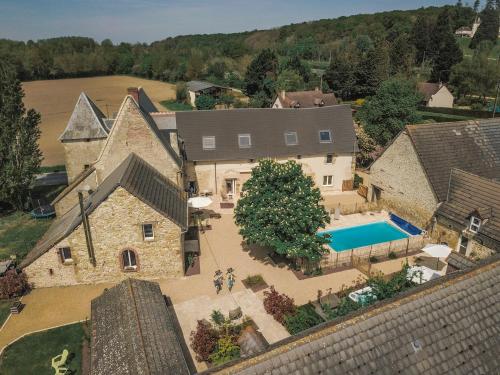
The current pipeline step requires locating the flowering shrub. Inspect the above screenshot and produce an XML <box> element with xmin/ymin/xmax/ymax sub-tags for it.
<box><xmin>263</xmin><ymin>286</ymin><xmax>296</xmax><ymax>323</ymax></box>
<box><xmin>284</xmin><ymin>304</ymin><xmax>324</xmax><ymax>335</ymax></box>
<box><xmin>190</xmin><ymin>320</ymin><xmax>219</xmax><ymax>362</ymax></box>
<box><xmin>208</xmin><ymin>335</ymin><xmax>240</xmax><ymax>365</ymax></box>
<box><xmin>0</xmin><ymin>270</ymin><xmax>30</xmax><ymax>299</ymax></box>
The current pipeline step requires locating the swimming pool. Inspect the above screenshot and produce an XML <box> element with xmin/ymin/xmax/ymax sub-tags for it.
<box><xmin>319</xmin><ymin>221</ymin><xmax>409</xmax><ymax>252</ymax></box>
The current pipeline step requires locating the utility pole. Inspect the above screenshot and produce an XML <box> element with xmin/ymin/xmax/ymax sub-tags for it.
<box><xmin>493</xmin><ymin>81</ymin><xmax>500</xmax><ymax>118</ymax></box>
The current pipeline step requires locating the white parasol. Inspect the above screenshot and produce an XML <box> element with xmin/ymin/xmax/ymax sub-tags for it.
<box><xmin>422</xmin><ymin>244</ymin><xmax>452</xmax><ymax>271</ymax></box>
<box><xmin>188</xmin><ymin>197</ymin><xmax>213</xmax><ymax>209</ymax></box>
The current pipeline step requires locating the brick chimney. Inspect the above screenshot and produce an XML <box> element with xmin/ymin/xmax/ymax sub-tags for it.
<box><xmin>127</xmin><ymin>87</ymin><xmax>139</xmax><ymax>103</ymax></box>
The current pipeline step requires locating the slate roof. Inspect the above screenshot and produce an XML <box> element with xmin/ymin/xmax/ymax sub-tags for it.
<box><xmin>437</xmin><ymin>168</ymin><xmax>500</xmax><ymax>245</ymax></box>
<box><xmin>176</xmin><ymin>105</ymin><xmax>357</xmax><ymax>161</ymax></box>
<box><xmin>90</xmin><ymin>278</ymin><xmax>190</xmax><ymax>375</ymax></box>
<box><xmin>21</xmin><ymin>154</ymin><xmax>187</xmax><ymax>268</ymax></box>
<box><xmin>417</xmin><ymin>82</ymin><xmax>442</xmax><ymax>102</ymax></box>
<box><xmin>406</xmin><ymin>119</ymin><xmax>500</xmax><ymax>202</ymax></box>
<box><xmin>60</xmin><ymin>93</ymin><xmax>109</xmax><ymax>141</ymax></box>
<box><xmin>187</xmin><ymin>80</ymin><xmax>224</xmax><ymax>92</ymax></box>
<box><xmin>278</xmin><ymin>90</ymin><xmax>338</xmax><ymax>108</ymax></box>
<box><xmin>207</xmin><ymin>256</ymin><xmax>500</xmax><ymax>375</ymax></box>
<box><xmin>446</xmin><ymin>251</ymin><xmax>476</xmax><ymax>271</ymax></box>
<box><xmin>137</xmin><ymin>87</ymin><xmax>159</xmax><ymax>113</ymax></box>
<box><xmin>51</xmin><ymin>166</ymin><xmax>96</xmax><ymax>205</ymax></box>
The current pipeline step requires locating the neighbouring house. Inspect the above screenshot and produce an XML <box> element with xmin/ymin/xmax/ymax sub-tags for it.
<box><xmin>433</xmin><ymin>169</ymin><xmax>500</xmax><ymax>258</ymax></box>
<box><xmin>206</xmin><ymin>256</ymin><xmax>500</xmax><ymax>375</ymax></box>
<box><xmin>187</xmin><ymin>80</ymin><xmax>230</xmax><ymax>106</ymax></box>
<box><xmin>53</xmin><ymin>87</ymin><xmax>182</xmax><ymax>217</ymax></box>
<box><xmin>364</xmin><ymin>119</ymin><xmax>500</xmax><ymax>229</ymax></box>
<box><xmin>176</xmin><ymin>105</ymin><xmax>357</xmax><ymax>205</ymax></box>
<box><xmin>90</xmin><ymin>278</ymin><xmax>191</xmax><ymax>375</ymax></box>
<box><xmin>417</xmin><ymin>82</ymin><xmax>454</xmax><ymax>108</ymax></box>
<box><xmin>455</xmin><ymin>17</ymin><xmax>481</xmax><ymax>38</ymax></box>
<box><xmin>20</xmin><ymin>154</ymin><xmax>188</xmax><ymax>288</ymax></box>
<box><xmin>272</xmin><ymin>88</ymin><xmax>338</xmax><ymax>108</ymax></box>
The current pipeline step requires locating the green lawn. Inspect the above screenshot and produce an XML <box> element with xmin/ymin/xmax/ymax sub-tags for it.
<box><xmin>417</xmin><ymin>111</ymin><xmax>474</xmax><ymax>123</ymax></box>
<box><xmin>0</xmin><ymin>300</ymin><xmax>12</xmax><ymax>327</ymax></box>
<box><xmin>160</xmin><ymin>99</ymin><xmax>193</xmax><ymax>111</ymax></box>
<box><xmin>458</xmin><ymin>37</ymin><xmax>500</xmax><ymax>60</ymax></box>
<box><xmin>0</xmin><ymin>212</ymin><xmax>53</xmax><ymax>261</ymax></box>
<box><xmin>0</xmin><ymin>323</ymin><xmax>86</xmax><ymax>375</ymax></box>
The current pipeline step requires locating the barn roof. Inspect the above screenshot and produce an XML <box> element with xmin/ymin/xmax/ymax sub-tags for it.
<box><xmin>278</xmin><ymin>90</ymin><xmax>338</xmax><ymax>108</ymax></box>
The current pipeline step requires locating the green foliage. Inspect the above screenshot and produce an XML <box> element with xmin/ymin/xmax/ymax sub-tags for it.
<box><xmin>368</xmin><ymin>263</ymin><xmax>416</xmax><ymax>300</ymax></box>
<box><xmin>190</xmin><ymin>320</ymin><xmax>219</xmax><ymax>362</ymax></box>
<box><xmin>219</xmin><ymin>93</ymin><xmax>235</xmax><ymax>109</ymax></box>
<box><xmin>369</xmin><ymin>256</ymin><xmax>379</xmax><ymax>263</ymax></box>
<box><xmin>388</xmin><ymin>251</ymin><xmax>397</xmax><ymax>259</ymax></box>
<box><xmin>242</xmin><ymin>274</ymin><xmax>265</xmax><ymax>287</ymax></box>
<box><xmin>195</xmin><ymin>94</ymin><xmax>216</xmax><ymax>110</ymax></box>
<box><xmin>0</xmin><ymin>62</ymin><xmax>42</xmax><ymax>209</ymax></box>
<box><xmin>357</xmin><ymin>78</ymin><xmax>422</xmax><ymax>145</ymax></box>
<box><xmin>160</xmin><ymin>99</ymin><xmax>193</xmax><ymax>111</ymax></box>
<box><xmin>175</xmin><ymin>82</ymin><xmax>188</xmax><ymax>102</ymax></box>
<box><xmin>208</xmin><ymin>335</ymin><xmax>240</xmax><ymax>366</ymax></box>
<box><xmin>471</xmin><ymin>2</ymin><xmax>500</xmax><ymax>48</ymax></box>
<box><xmin>244</xmin><ymin>49</ymin><xmax>278</xmax><ymax>106</ymax></box>
<box><xmin>328</xmin><ymin>297</ymin><xmax>361</xmax><ymax>319</ymax></box>
<box><xmin>235</xmin><ymin>159</ymin><xmax>330</xmax><ymax>262</ymax></box>
<box><xmin>283</xmin><ymin>304</ymin><xmax>324</xmax><ymax>335</ymax></box>
<box><xmin>276</xmin><ymin>69</ymin><xmax>305</xmax><ymax>92</ymax></box>
<box><xmin>211</xmin><ymin>310</ymin><xmax>225</xmax><ymax>327</ymax></box>
<box><xmin>282</xmin><ymin>55</ymin><xmax>310</xmax><ymax>82</ymax></box>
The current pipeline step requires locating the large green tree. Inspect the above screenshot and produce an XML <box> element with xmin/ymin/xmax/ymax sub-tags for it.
<box><xmin>357</xmin><ymin>79</ymin><xmax>422</xmax><ymax>146</ymax></box>
<box><xmin>471</xmin><ymin>1</ymin><xmax>500</xmax><ymax>48</ymax></box>
<box><xmin>235</xmin><ymin>159</ymin><xmax>330</xmax><ymax>262</ymax></box>
<box><xmin>0</xmin><ymin>62</ymin><xmax>42</xmax><ymax>209</ymax></box>
<box><xmin>324</xmin><ymin>52</ymin><xmax>356</xmax><ymax>100</ymax></box>
<box><xmin>243</xmin><ymin>49</ymin><xmax>278</xmax><ymax>107</ymax></box>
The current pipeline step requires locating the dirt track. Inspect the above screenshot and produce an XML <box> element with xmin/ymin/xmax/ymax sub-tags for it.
<box><xmin>22</xmin><ymin>76</ymin><xmax>175</xmax><ymax>166</ymax></box>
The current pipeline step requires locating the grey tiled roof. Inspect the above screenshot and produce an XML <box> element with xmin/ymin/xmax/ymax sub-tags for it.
<box><xmin>437</xmin><ymin>168</ymin><xmax>500</xmax><ymax>245</ymax></box>
<box><xmin>407</xmin><ymin>120</ymin><xmax>500</xmax><ymax>202</ymax></box>
<box><xmin>187</xmin><ymin>80</ymin><xmax>224</xmax><ymax>92</ymax></box>
<box><xmin>446</xmin><ymin>252</ymin><xmax>476</xmax><ymax>271</ymax></box>
<box><xmin>279</xmin><ymin>90</ymin><xmax>338</xmax><ymax>108</ymax></box>
<box><xmin>60</xmin><ymin>93</ymin><xmax>109</xmax><ymax>141</ymax></box>
<box><xmin>207</xmin><ymin>257</ymin><xmax>500</xmax><ymax>375</ymax></box>
<box><xmin>137</xmin><ymin>87</ymin><xmax>159</xmax><ymax>113</ymax></box>
<box><xmin>177</xmin><ymin>105</ymin><xmax>357</xmax><ymax>161</ymax></box>
<box><xmin>21</xmin><ymin>154</ymin><xmax>187</xmax><ymax>268</ymax></box>
<box><xmin>90</xmin><ymin>278</ymin><xmax>190</xmax><ymax>375</ymax></box>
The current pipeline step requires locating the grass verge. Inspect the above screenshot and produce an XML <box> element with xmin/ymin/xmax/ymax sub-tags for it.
<box><xmin>0</xmin><ymin>322</ymin><xmax>86</xmax><ymax>375</ymax></box>
<box><xmin>0</xmin><ymin>300</ymin><xmax>12</xmax><ymax>327</ymax></box>
<box><xmin>160</xmin><ymin>99</ymin><xmax>193</xmax><ymax>111</ymax></box>
<box><xmin>0</xmin><ymin>212</ymin><xmax>53</xmax><ymax>261</ymax></box>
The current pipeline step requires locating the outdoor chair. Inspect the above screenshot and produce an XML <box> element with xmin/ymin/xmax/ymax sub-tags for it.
<box><xmin>51</xmin><ymin>349</ymin><xmax>69</xmax><ymax>374</ymax></box>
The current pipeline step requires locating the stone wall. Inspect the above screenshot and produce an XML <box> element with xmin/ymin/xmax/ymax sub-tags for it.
<box><xmin>53</xmin><ymin>170</ymin><xmax>98</xmax><ymax>217</ymax></box>
<box><xmin>25</xmin><ymin>187</ymin><xmax>184</xmax><ymax>288</ymax></box>
<box><xmin>62</xmin><ymin>139</ymin><xmax>105</xmax><ymax>183</ymax></box>
<box><xmin>432</xmin><ymin>221</ymin><xmax>460</xmax><ymax>250</ymax></box>
<box><xmin>368</xmin><ymin>132</ymin><xmax>438</xmax><ymax>228</ymax></box>
<box><xmin>185</xmin><ymin>154</ymin><xmax>354</xmax><ymax>199</ymax></box>
<box><xmin>95</xmin><ymin>96</ymin><xmax>181</xmax><ymax>186</ymax></box>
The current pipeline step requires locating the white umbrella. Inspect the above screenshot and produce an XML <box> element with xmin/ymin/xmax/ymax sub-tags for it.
<box><xmin>188</xmin><ymin>197</ymin><xmax>212</xmax><ymax>209</ymax></box>
<box><xmin>422</xmin><ymin>244</ymin><xmax>452</xmax><ymax>271</ymax></box>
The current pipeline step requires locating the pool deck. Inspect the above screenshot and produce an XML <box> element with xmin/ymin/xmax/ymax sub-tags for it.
<box><xmin>325</xmin><ymin>210</ymin><xmax>390</xmax><ymax>230</ymax></box>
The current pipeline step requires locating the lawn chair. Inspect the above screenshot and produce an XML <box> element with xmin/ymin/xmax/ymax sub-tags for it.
<box><xmin>51</xmin><ymin>349</ymin><xmax>69</xmax><ymax>374</ymax></box>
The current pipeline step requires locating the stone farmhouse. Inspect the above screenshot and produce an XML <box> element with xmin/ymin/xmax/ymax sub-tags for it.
<box><xmin>272</xmin><ymin>88</ymin><xmax>338</xmax><ymax>108</ymax></box>
<box><xmin>21</xmin><ymin>88</ymin><xmax>357</xmax><ymax>287</ymax></box>
<box><xmin>433</xmin><ymin>169</ymin><xmax>500</xmax><ymax>258</ymax></box>
<box><xmin>176</xmin><ymin>105</ymin><xmax>357</xmax><ymax>204</ymax></box>
<box><xmin>417</xmin><ymin>82</ymin><xmax>454</xmax><ymax>108</ymax></box>
<box><xmin>363</xmin><ymin>120</ymin><xmax>500</xmax><ymax>254</ymax></box>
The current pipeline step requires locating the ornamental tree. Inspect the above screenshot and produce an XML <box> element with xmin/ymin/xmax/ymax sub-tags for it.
<box><xmin>235</xmin><ymin>159</ymin><xmax>330</xmax><ymax>262</ymax></box>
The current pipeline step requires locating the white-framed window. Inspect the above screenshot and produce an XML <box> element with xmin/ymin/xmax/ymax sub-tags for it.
<box><xmin>325</xmin><ymin>154</ymin><xmax>333</xmax><ymax>164</ymax></box>
<box><xmin>469</xmin><ymin>216</ymin><xmax>481</xmax><ymax>233</ymax></box>
<box><xmin>142</xmin><ymin>223</ymin><xmax>154</xmax><ymax>240</ymax></box>
<box><xmin>202</xmin><ymin>136</ymin><xmax>216</xmax><ymax>150</ymax></box>
<box><xmin>284</xmin><ymin>131</ymin><xmax>298</xmax><ymax>146</ymax></box>
<box><xmin>122</xmin><ymin>250</ymin><xmax>137</xmax><ymax>271</ymax></box>
<box><xmin>59</xmin><ymin>247</ymin><xmax>72</xmax><ymax>264</ymax></box>
<box><xmin>238</xmin><ymin>134</ymin><xmax>251</xmax><ymax>148</ymax></box>
<box><xmin>319</xmin><ymin>130</ymin><xmax>332</xmax><ymax>143</ymax></box>
<box><xmin>323</xmin><ymin>175</ymin><xmax>333</xmax><ymax>186</ymax></box>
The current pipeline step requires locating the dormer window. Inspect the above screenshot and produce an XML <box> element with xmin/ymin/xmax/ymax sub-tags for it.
<box><xmin>469</xmin><ymin>216</ymin><xmax>481</xmax><ymax>233</ymax></box>
<box><xmin>319</xmin><ymin>130</ymin><xmax>332</xmax><ymax>143</ymax></box>
<box><xmin>238</xmin><ymin>134</ymin><xmax>251</xmax><ymax>148</ymax></box>
<box><xmin>202</xmin><ymin>136</ymin><xmax>216</xmax><ymax>150</ymax></box>
<box><xmin>285</xmin><ymin>131</ymin><xmax>298</xmax><ymax>146</ymax></box>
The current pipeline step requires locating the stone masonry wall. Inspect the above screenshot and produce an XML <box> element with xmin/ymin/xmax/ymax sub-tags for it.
<box><xmin>25</xmin><ymin>187</ymin><xmax>184</xmax><ymax>288</ymax></box>
<box><xmin>54</xmin><ymin>170</ymin><xmax>98</xmax><ymax>217</ymax></box>
<box><xmin>63</xmin><ymin>139</ymin><xmax>105</xmax><ymax>183</ymax></box>
<box><xmin>369</xmin><ymin>132</ymin><xmax>438</xmax><ymax>228</ymax></box>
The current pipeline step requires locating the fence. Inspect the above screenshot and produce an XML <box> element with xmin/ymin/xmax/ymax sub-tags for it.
<box><xmin>320</xmin><ymin>235</ymin><xmax>428</xmax><ymax>270</ymax></box>
<box><xmin>328</xmin><ymin>201</ymin><xmax>380</xmax><ymax>216</ymax></box>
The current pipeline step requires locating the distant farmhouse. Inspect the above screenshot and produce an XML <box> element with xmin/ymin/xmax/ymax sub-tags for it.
<box><xmin>186</xmin><ymin>80</ymin><xmax>230</xmax><ymax>106</ymax></box>
<box><xmin>417</xmin><ymin>82</ymin><xmax>454</xmax><ymax>108</ymax></box>
<box><xmin>22</xmin><ymin>88</ymin><xmax>357</xmax><ymax>287</ymax></box>
<box><xmin>455</xmin><ymin>17</ymin><xmax>481</xmax><ymax>38</ymax></box>
<box><xmin>364</xmin><ymin>120</ymin><xmax>500</xmax><ymax>257</ymax></box>
<box><xmin>273</xmin><ymin>88</ymin><xmax>338</xmax><ymax>108</ymax></box>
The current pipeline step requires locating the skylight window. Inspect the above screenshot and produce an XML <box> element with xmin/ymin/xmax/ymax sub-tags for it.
<box><xmin>285</xmin><ymin>131</ymin><xmax>298</xmax><ymax>146</ymax></box>
<box><xmin>238</xmin><ymin>134</ymin><xmax>251</xmax><ymax>148</ymax></box>
<box><xmin>202</xmin><ymin>136</ymin><xmax>216</xmax><ymax>150</ymax></box>
<box><xmin>319</xmin><ymin>130</ymin><xmax>332</xmax><ymax>143</ymax></box>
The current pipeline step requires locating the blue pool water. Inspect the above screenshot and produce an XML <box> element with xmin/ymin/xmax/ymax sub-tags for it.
<box><xmin>319</xmin><ymin>221</ymin><xmax>409</xmax><ymax>252</ymax></box>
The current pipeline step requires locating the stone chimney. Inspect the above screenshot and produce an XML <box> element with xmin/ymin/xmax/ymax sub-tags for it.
<box><xmin>127</xmin><ymin>87</ymin><xmax>139</xmax><ymax>103</ymax></box>
<box><xmin>281</xmin><ymin>90</ymin><xmax>286</xmax><ymax>98</ymax></box>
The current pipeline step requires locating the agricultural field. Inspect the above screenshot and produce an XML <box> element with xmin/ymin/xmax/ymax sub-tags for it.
<box><xmin>22</xmin><ymin>76</ymin><xmax>176</xmax><ymax>166</ymax></box>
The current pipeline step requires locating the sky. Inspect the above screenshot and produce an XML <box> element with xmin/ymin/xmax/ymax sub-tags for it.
<box><xmin>0</xmin><ymin>0</ymin><xmax>463</xmax><ymax>43</ymax></box>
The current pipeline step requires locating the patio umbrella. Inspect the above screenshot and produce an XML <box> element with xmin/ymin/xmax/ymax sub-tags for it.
<box><xmin>188</xmin><ymin>197</ymin><xmax>212</xmax><ymax>209</ymax></box>
<box><xmin>422</xmin><ymin>244</ymin><xmax>452</xmax><ymax>270</ymax></box>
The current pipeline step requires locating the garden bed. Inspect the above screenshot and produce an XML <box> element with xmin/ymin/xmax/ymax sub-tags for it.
<box><xmin>242</xmin><ymin>275</ymin><xmax>268</xmax><ymax>292</ymax></box>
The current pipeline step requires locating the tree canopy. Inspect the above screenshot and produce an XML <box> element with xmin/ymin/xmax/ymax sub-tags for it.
<box><xmin>357</xmin><ymin>79</ymin><xmax>422</xmax><ymax>146</ymax></box>
<box><xmin>0</xmin><ymin>62</ymin><xmax>42</xmax><ymax>209</ymax></box>
<box><xmin>235</xmin><ymin>159</ymin><xmax>330</xmax><ymax>262</ymax></box>
<box><xmin>195</xmin><ymin>94</ymin><xmax>216</xmax><ymax>110</ymax></box>
<box><xmin>471</xmin><ymin>1</ymin><xmax>500</xmax><ymax>48</ymax></box>
<box><xmin>243</xmin><ymin>49</ymin><xmax>278</xmax><ymax>107</ymax></box>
